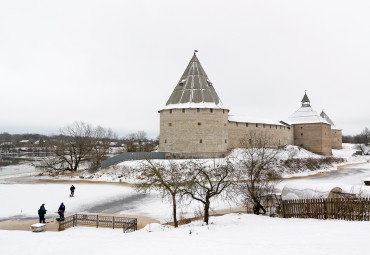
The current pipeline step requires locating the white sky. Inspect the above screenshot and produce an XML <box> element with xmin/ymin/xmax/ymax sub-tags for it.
<box><xmin>1</xmin><ymin>0</ymin><xmax>369</xmax><ymax>138</ymax></box>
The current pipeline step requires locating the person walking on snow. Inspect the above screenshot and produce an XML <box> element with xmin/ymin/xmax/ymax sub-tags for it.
<box><xmin>58</xmin><ymin>202</ymin><xmax>65</xmax><ymax>220</ymax></box>
<box><xmin>70</xmin><ymin>185</ymin><xmax>75</xmax><ymax>197</ymax></box>
<box><xmin>38</xmin><ymin>203</ymin><xmax>47</xmax><ymax>223</ymax></box>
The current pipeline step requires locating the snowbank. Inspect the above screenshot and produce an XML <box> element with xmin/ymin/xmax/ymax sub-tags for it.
<box><xmin>1</xmin><ymin>213</ymin><xmax>370</xmax><ymax>255</ymax></box>
<box><xmin>281</xmin><ymin>182</ymin><xmax>370</xmax><ymax>200</ymax></box>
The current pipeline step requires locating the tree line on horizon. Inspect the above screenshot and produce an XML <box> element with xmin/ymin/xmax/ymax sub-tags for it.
<box><xmin>0</xmin><ymin>123</ymin><xmax>159</xmax><ymax>154</ymax></box>
<box><xmin>342</xmin><ymin>127</ymin><xmax>369</xmax><ymax>146</ymax></box>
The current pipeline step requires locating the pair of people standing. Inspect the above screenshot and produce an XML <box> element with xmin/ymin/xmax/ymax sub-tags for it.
<box><xmin>38</xmin><ymin>202</ymin><xmax>65</xmax><ymax>223</ymax></box>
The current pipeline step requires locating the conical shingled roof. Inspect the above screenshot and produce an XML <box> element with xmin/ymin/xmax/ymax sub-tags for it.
<box><xmin>162</xmin><ymin>54</ymin><xmax>226</xmax><ymax>110</ymax></box>
<box><xmin>320</xmin><ymin>110</ymin><xmax>336</xmax><ymax>127</ymax></box>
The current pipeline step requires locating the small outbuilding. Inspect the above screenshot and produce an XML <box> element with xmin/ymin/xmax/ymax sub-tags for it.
<box><xmin>363</xmin><ymin>177</ymin><xmax>370</xmax><ymax>186</ymax></box>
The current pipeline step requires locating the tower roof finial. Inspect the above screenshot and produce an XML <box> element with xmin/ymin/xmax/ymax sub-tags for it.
<box><xmin>301</xmin><ymin>91</ymin><xmax>310</xmax><ymax>107</ymax></box>
<box><xmin>194</xmin><ymin>50</ymin><xmax>198</xmax><ymax>56</ymax></box>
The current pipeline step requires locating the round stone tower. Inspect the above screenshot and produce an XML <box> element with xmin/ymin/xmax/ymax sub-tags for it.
<box><xmin>158</xmin><ymin>53</ymin><xmax>229</xmax><ymax>158</ymax></box>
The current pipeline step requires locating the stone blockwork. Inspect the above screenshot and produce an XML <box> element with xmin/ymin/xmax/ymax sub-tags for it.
<box><xmin>159</xmin><ymin>108</ymin><xmax>229</xmax><ymax>157</ymax></box>
<box><xmin>227</xmin><ymin>121</ymin><xmax>294</xmax><ymax>149</ymax></box>
<box><xmin>292</xmin><ymin>123</ymin><xmax>332</xmax><ymax>155</ymax></box>
<box><xmin>331</xmin><ymin>129</ymin><xmax>342</xmax><ymax>149</ymax></box>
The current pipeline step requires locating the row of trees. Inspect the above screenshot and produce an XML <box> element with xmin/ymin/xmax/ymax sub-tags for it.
<box><xmin>1</xmin><ymin>129</ymin><xmax>158</xmax><ymax>154</ymax></box>
<box><xmin>342</xmin><ymin>127</ymin><xmax>370</xmax><ymax>145</ymax></box>
<box><xmin>134</xmin><ymin>132</ymin><xmax>279</xmax><ymax>227</ymax></box>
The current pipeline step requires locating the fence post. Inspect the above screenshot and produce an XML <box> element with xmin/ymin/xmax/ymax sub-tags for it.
<box><xmin>97</xmin><ymin>215</ymin><xmax>99</xmax><ymax>228</ymax></box>
<box><xmin>113</xmin><ymin>216</ymin><xmax>115</xmax><ymax>229</ymax></box>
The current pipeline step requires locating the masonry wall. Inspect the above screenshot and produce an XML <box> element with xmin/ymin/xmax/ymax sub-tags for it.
<box><xmin>292</xmin><ymin>123</ymin><xmax>332</xmax><ymax>155</ymax></box>
<box><xmin>159</xmin><ymin>108</ymin><xmax>229</xmax><ymax>158</ymax></box>
<box><xmin>227</xmin><ymin>121</ymin><xmax>294</xmax><ymax>150</ymax></box>
<box><xmin>331</xmin><ymin>129</ymin><xmax>342</xmax><ymax>149</ymax></box>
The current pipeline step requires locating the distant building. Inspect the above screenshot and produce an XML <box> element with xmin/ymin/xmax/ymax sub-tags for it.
<box><xmin>158</xmin><ymin>53</ymin><xmax>342</xmax><ymax>158</ymax></box>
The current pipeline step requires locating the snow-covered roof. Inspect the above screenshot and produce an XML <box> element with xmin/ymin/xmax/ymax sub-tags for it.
<box><xmin>286</xmin><ymin>106</ymin><xmax>330</xmax><ymax>125</ymax></box>
<box><xmin>286</xmin><ymin>92</ymin><xmax>330</xmax><ymax>125</ymax></box>
<box><xmin>228</xmin><ymin>115</ymin><xmax>288</xmax><ymax>126</ymax></box>
<box><xmin>320</xmin><ymin>110</ymin><xmax>340</xmax><ymax>129</ymax></box>
<box><xmin>19</xmin><ymin>140</ymin><xmax>30</xmax><ymax>143</ymax></box>
<box><xmin>161</xmin><ymin>53</ymin><xmax>227</xmax><ymax>110</ymax></box>
<box><xmin>0</xmin><ymin>142</ymin><xmax>13</xmax><ymax>145</ymax></box>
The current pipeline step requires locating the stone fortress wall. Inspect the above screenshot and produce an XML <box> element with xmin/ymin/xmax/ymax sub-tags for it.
<box><xmin>227</xmin><ymin>121</ymin><xmax>294</xmax><ymax>150</ymax></box>
<box><xmin>331</xmin><ymin>129</ymin><xmax>343</xmax><ymax>149</ymax></box>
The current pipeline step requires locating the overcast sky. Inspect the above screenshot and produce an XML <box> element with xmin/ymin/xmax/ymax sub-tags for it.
<box><xmin>1</xmin><ymin>0</ymin><xmax>369</xmax><ymax>138</ymax></box>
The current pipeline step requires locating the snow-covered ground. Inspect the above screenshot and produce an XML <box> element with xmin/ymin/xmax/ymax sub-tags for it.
<box><xmin>1</xmin><ymin>143</ymin><xmax>369</xmax><ymax>221</ymax></box>
<box><xmin>1</xmin><ymin>213</ymin><xmax>369</xmax><ymax>255</ymax></box>
<box><xmin>0</xmin><ymin>163</ymin><xmax>40</xmax><ymax>178</ymax></box>
<box><xmin>1</xmin><ymin>144</ymin><xmax>370</xmax><ymax>254</ymax></box>
<box><xmin>0</xmin><ymin>182</ymin><xmax>238</xmax><ymax>222</ymax></box>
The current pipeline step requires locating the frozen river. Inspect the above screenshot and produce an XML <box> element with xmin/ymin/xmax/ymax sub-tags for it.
<box><xmin>307</xmin><ymin>163</ymin><xmax>370</xmax><ymax>185</ymax></box>
<box><xmin>1</xmin><ymin>161</ymin><xmax>370</xmax><ymax>222</ymax></box>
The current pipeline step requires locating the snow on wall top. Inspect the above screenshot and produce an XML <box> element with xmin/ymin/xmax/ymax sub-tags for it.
<box><xmin>162</xmin><ymin>53</ymin><xmax>227</xmax><ymax>110</ymax></box>
<box><xmin>162</xmin><ymin>102</ymin><xmax>226</xmax><ymax>110</ymax></box>
<box><xmin>286</xmin><ymin>106</ymin><xmax>330</xmax><ymax>125</ymax></box>
<box><xmin>228</xmin><ymin>115</ymin><xmax>287</xmax><ymax>126</ymax></box>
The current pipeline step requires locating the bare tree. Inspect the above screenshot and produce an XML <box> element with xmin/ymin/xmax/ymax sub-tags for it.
<box><xmin>237</xmin><ymin>131</ymin><xmax>281</xmax><ymax>215</ymax></box>
<box><xmin>91</xmin><ymin>126</ymin><xmax>117</xmax><ymax>168</ymax></box>
<box><xmin>41</xmin><ymin>122</ymin><xmax>116</xmax><ymax>172</ymax></box>
<box><xmin>125</xmin><ymin>131</ymin><xmax>148</xmax><ymax>152</ymax></box>
<box><xmin>135</xmin><ymin>131</ymin><xmax>147</xmax><ymax>152</ymax></box>
<box><xmin>125</xmin><ymin>133</ymin><xmax>137</xmax><ymax>152</ymax></box>
<box><xmin>181</xmin><ymin>159</ymin><xmax>238</xmax><ymax>225</ymax></box>
<box><xmin>134</xmin><ymin>159</ymin><xmax>186</xmax><ymax>227</ymax></box>
<box><xmin>361</xmin><ymin>127</ymin><xmax>370</xmax><ymax>146</ymax></box>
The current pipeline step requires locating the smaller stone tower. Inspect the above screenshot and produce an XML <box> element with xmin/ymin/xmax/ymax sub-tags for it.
<box><xmin>286</xmin><ymin>92</ymin><xmax>332</xmax><ymax>155</ymax></box>
<box><xmin>320</xmin><ymin>110</ymin><xmax>342</xmax><ymax>149</ymax></box>
<box><xmin>158</xmin><ymin>53</ymin><xmax>229</xmax><ymax>158</ymax></box>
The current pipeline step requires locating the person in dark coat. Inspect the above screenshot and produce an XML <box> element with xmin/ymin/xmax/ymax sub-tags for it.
<box><xmin>70</xmin><ymin>185</ymin><xmax>75</xmax><ymax>197</ymax></box>
<box><xmin>38</xmin><ymin>203</ymin><xmax>47</xmax><ymax>223</ymax></box>
<box><xmin>58</xmin><ymin>202</ymin><xmax>65</xmax><ymax>220</ymax></box>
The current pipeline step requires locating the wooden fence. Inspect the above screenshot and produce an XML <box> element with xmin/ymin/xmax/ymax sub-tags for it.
<box><xmin>281</xmin><ymin>198</ymin><xmax>370</xmax><ymax>220</ymax></box>
<box><xmin>58</xmin><ymin>214</ymin><xmax>137</xmax><ymax>233</ymax></box>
